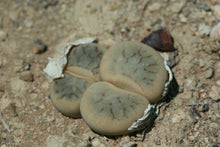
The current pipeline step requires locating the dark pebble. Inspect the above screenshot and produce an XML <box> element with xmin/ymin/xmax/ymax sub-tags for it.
<box><xmin>19</xmin><ymin>73</ymin><xmax>34</xmax><ymax>82</ymax></box>
<box><xmin>129</xmin><ymin>143</ymin><xmax>137</xmax><ymax>147</ymax></box>
<box><xmin>200</xmin><ymin>4</ymin><xmax>211</xmax><ymax>12</ymax></box>
<box><xmin>20</xmin><ymin>62</ymin><xmax>31</xmax><ymax>71</ymax></box>
<box><xmin>201</xmin><ymin>104</ymin><xmax>209</xmax><ymax>112</ymax></box>
<box><xmin>72</xmin><ymin>131</ymin><xmax>79</xmax><ymax>135</ymax></box>
<box><xmin>141</xmin><ymin>29</ymin><xmax>176</xmax><ymax>52</ymax></box>
<box><xmin>33</xmin><ymin>39</ymin><xmax>48</xmax><ymax>54</ymax></box>
<box><xmin>213</xmin><ymin>142</ymin><xmax>219</xmax><ymax>147</ymax></box>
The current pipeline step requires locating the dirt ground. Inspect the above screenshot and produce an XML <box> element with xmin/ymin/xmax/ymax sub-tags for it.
<box><xmin>0</xmin><ymin>0</ymin><xmax>219</xmax><ymax>146</ymax></box>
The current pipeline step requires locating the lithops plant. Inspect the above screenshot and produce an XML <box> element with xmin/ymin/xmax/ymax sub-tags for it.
<box><xmin>80</xmin><ymin>41</ymin><xmax>171</xmax><ymax>135</ymax></box>
<box><xmin>80</xmin><ymin>82</ymin><xmax>151</xmax><ymax>135</ymax></box>
<box><xmin>66</xmin><ymin>43</ymin><xmax>106</xmax><ymax>81</ymax></box>
<box><xmin>49</xmin><ymin>43</ymin><xmax>106</xmax><ymax>117</ymax></box>
<box><xmin>50</xmin><ymin>73</ymin><xmax>94</xmax><ymax>117</ymax></box>
<box><xmin>100</xmin><ymin>42</ymin><xmax>168</xmax><ymax>103</ymax></box>
<box><xmin>45</xmin><ymin>39</ymin><xmax>172</xmax><ymax>136</ymax></box>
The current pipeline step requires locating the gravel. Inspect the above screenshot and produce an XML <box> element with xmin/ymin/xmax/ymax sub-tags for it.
<box><xmin>205</xmin><ymin>68</ymin><xmax>214</xmax><ymax>79</ymax></box>
<box><xmin>201</xmin><ymin>104</ymin><xmax>209</xmax><ymax>112</ymax></box>
<box><xmin>0</xmin><ymin>0</ymin><xmax>219</xmax><ymax>146</ymax></box>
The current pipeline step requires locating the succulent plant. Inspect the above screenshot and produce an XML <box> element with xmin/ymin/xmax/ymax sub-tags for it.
<box><xmin>48</xmin><ymin>41</ymin><xmax>171</xmax><ymax>135</ymax></box>
<box><xmin>100</xmin><ymin>42</ymin><xmax>168</xmax><ymax>103</ymax></box>
<box><xmin>50</xmin><ymin>73</ymin><xmax>93</xmax><ymax>118</ymax></box>
<box><xmin>49</xmin><ymin>43</ymin><xmax>106</xmax><ymax>118</ymax></box>
<box><xmin>80</xmin><ymin>82</ymin><xmax>150</xmax><ymax>135</ymax></box>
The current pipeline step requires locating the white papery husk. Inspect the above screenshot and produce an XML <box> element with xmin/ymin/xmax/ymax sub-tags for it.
<box><xmin>43</xmin><ymin>37</ymin><xmax>98</xmax><ymax>81</ymax></box>
<box><xmin>128</xmin><ymin>58</ymin><xmax>173</xmax><ymax>132</ymax></box>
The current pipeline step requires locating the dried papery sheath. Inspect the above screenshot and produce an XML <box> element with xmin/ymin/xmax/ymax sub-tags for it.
<box><xmin>162</xmin><ymin>59</ymin><xmax>173</xmax><ymax>97</ymax></box>
<box><xmin>128</xmin><ymin>104</ymin><xmax>156</xmax><ymax>131</ymax></box>
<box><xmin>44</xmin><ymin>37</ymin><xmax>98</xmax><ymax>81</ymax></box>
<box><xmin>160</xmin><ymin>51</ymin><xmax>178</xmax><ymax>68</ymax></box>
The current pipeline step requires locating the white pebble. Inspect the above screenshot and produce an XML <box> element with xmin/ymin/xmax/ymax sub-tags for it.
<box><xmin>92</xmin><ymin>138</ymin><xmax>101</xmax><ymax>146</ymax></box>
<box><xmin>209</xmin><ymin>86</ymin><xmax>220</xmax><ymax>101</ymax></box>
<box><xmin>210</xmin><ymin>22</ymin><xmax>220</xmax><ymax>41</ymax></box>
<box><xmin>0</xmin><ymin>30</ymin><xmax>7</xmax><ymax>41</ymax></box>
<box><xmin>199</xmin><ymin>23</ymin><xmax>211</xmax><ymax>36</ymax></box>
<box><xmin>216</xmin><ymin>80</ymin><xmax>220</xmax><ymax>86</ymax></box>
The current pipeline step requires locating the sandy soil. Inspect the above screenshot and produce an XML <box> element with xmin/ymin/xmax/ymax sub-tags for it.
<box><xmin>0</xmin><ymin>0</ymin><xmax>219</xmax><ymax>146</ymax></box>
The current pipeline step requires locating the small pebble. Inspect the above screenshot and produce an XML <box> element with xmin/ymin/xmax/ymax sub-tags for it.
<box><xmin>178</xmin><ymin>86</ymin><xmax>184</xmax><ymax>93</ymax></box>
<box><xmin>179</xmin><ymin>14</ymin><xmax>187</xmax><ymax>23</ymax></box>
<box><xmin>212</xmin><ymin>103</ymin><xmax>219</xmax><ymax>114</ymax></box>
<box><xmin>121</xmin><ymin>136</ymin><xmax>130</xmax><ymax>143</ymax></box>
<box><xmin>191</xmin><ymin>106</ymin><xmax>201</xmax><ymax>118</ymax></box>
<box><xmin>128</xmin><ymin>143</ymin><xmax>137</xmax><ymax>147</ymax></box>
<box><xmin>32</xmin><ymin>40</ymin><xmax>48</xmax><ymax>54</ymax></box>
<box><xmin>205</xmin><ymin>68</ymin><xmax>214</xmax><ymax>79</ymax></box>
<box><xmin>210</xmin><ymin>22</ymin><xmax>220</xmax><ymax>42</ymax></box>
<box><xmin>0</xmin><ymin>30</ymin><xmax>7</xmax><ymax>41</ymax></box>
<box><xmin>213</xmin><ymin>136</ymin><xmax>220</xmax><ymax>147</ymax></box>
<box><xmin>92</xmin><ymin>138</ymin><xmax>101</xmax><ymax>146</ymax></box>
<box><xmin>39</xmin><ymin>105</ymin><xmax>45</xmax><ymax>109</ymax></box>
<box><xmin>212</xmin><ymin>5</ymin><xmax>220</xmax><ymax>21</ymax></box>
<box><xmin>213</xmin><ymin>142</ymin><xmax>219</xmax><ymax>147</ymax></box>
<box><xmin>72</xmin><ymin>131</ymin><xmax>79</xmax><ymax>135</ymax></box>
<box><xmin>15</xmin><ymin>62</ymin><xmax>31</xmax><ymax>72</ymax></box>
<box><xmin>217</xmin><ymin>136</ymin><xmax>220</xmax><ymax>144</ymax></box>
<box><xmin>179</xmin><ymin>139</ymin><xmax>184</xmax><ymax>144</ymax></box>
<box><xmin>199</xmin><ymin>59</ymin><xmax>205</xmax><ymax>68</ymax></box>
<box><xmin>154</xmin><ymin>137</ymin><xmax>161</xmax><ymax>145</ymax></box>
<box><xmin>24</xmin><ymin>19</ymin><xmax>33</xmax><ymax>28</ymax></box>
<box><xmin>42</xmin><ymin>81</ymin><xmax>49</xmax><ymax>89</ymax></box>
<box><xmin>121</xmin><ymin>27</ymin><xmax>130</xmax><ymax>33</ymax></box>
<box><xmin>141</xmin><ymin>29</ymin><xmax>175</xmax><ymax>52</ymax></box>
<box><xmin>20</xmin><ymin>62</ymin><xmax>31</xmax><ymax>72</ymax></box>
<box><xmin>201</xmin><ymin>104</ymin><xmax>209</xmax><ymax>112</ymax></box>
<box><xmin>200</xmin><ymin>4</ymin><xmax>211</xmax><ymax>12</ymax></box>
<box><xmin>19</xmin><ymin>73</ymin><xmax>34</xmax><ymax>82</ymax></box>
<box><xmin>209</xmin><ymin>86</ymin><xmax>220</xmax><ymax>101</ymax></box>
<box><xmin>216</xmin><ymin>80</ymin><xmax>220</xmax><ymax>86</ymax></box>
<box><xmin>198</xmin><ymin>23</ymin><xmax>211</xmax><ymax>37</ymax></box>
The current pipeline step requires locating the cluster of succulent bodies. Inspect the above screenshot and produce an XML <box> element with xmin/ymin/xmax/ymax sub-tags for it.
<box><xmin>49</xmin><ymin>41</ymin><xmax>171</xmax><ymax>136</ymax></box>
